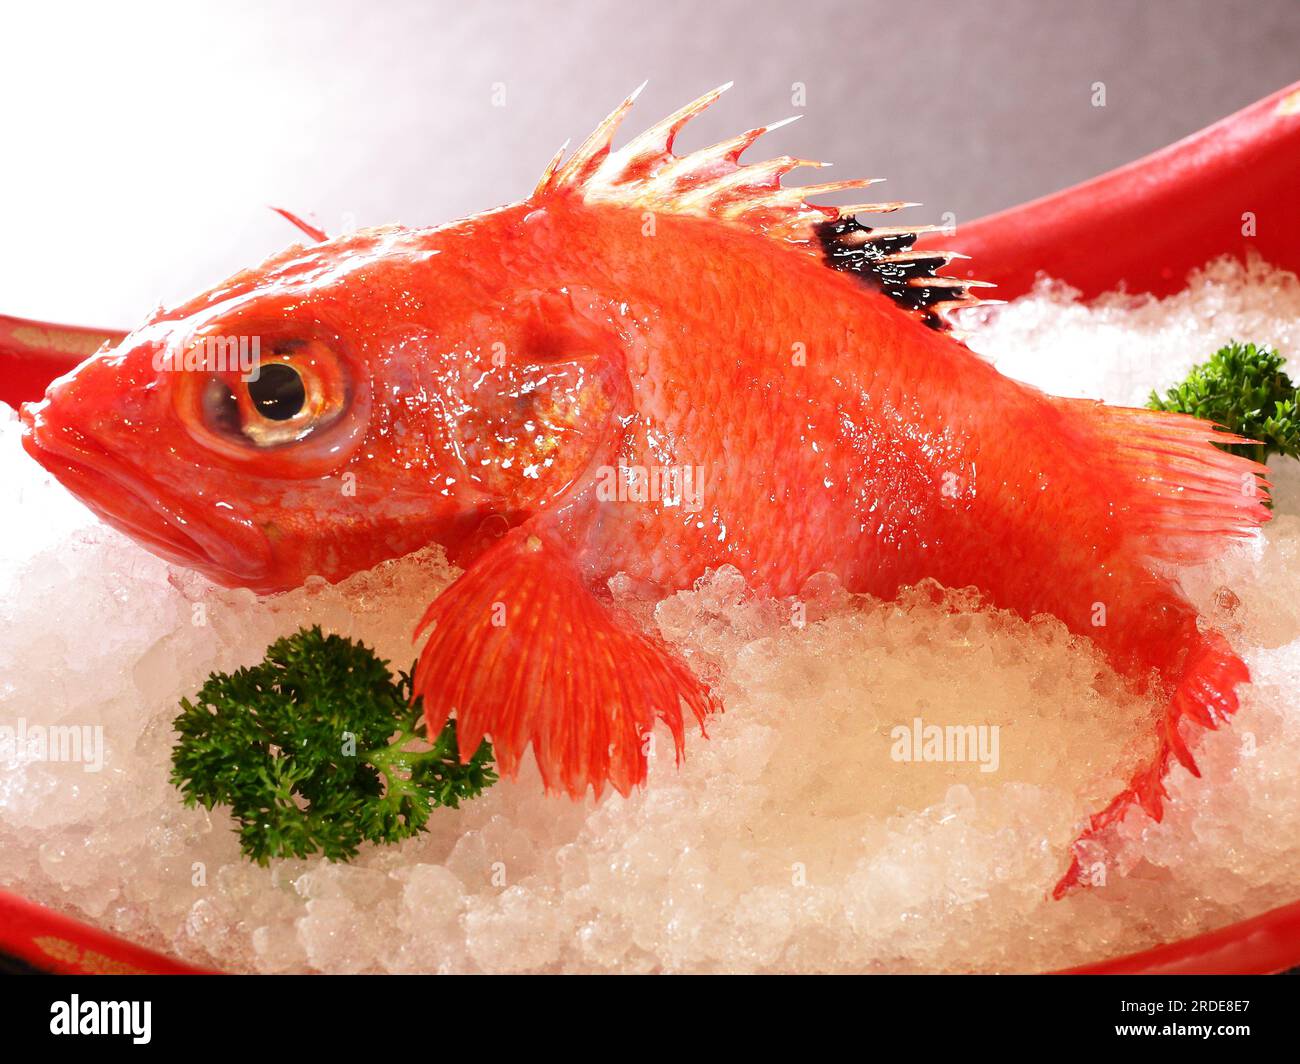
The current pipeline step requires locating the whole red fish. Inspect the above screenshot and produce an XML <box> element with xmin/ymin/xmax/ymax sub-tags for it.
<box><xmin>19</xmin><ymin>86</ymin><xmax>1269</xmax><ymax>894</ymax></box>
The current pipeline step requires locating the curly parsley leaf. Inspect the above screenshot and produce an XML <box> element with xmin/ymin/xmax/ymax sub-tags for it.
<box><xmin>170</xmin><ymin>626</ymin><xmax>495</xmax><ymax>864</ymax></box>
<box><xmin>1148</xmin><ymin>340</ymin><xmax>1300</xmax><ymax>464</ymax></box>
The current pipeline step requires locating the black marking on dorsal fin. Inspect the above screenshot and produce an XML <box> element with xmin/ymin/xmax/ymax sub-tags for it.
<box><xmin>816</xmin><ymin>216</ymin><xmax>989</xmax><ymax>330</ymax></box>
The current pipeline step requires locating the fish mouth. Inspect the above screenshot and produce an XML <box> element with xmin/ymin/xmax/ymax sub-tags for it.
<box><xmin>18</xmin><ymin>403</ymin><xmax>272</xmax><ymax>588</ymax></box>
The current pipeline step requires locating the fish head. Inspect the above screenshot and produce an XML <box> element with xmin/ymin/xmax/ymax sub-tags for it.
<box><xmin>20</xmin><ymin>216</ymin><xmax>625</xmax><ymax>592</ymax></box>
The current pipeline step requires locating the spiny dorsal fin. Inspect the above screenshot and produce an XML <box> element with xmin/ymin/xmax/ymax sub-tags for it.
<box><xmin>534</xmin><ymin>83</ymin><xmax>996</xmax><ymax>331</ymax></box>
<box><xmin>817</xmin><ymin>217</ymin><xmax>997</xmax><ymax>329</ymax></box>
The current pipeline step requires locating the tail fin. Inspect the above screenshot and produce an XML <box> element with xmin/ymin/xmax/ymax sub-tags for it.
<box><xmin>1053</xmin><ymin>630</ymin><xmax>1249</xmax><ymax>898</ymax></box>
<box><xmin>1049</xmin><ymin>400</ymin><xmax>1268</xmax><ymax>897</ymax></box>
<box><xmin>1068</xmin><ymin>401</ymin><xmax>1271</xmax><ymax>563</ymax></box>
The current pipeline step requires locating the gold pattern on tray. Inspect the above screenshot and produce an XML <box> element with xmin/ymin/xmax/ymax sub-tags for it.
<box><xmin>9</xmin><ymin>325</ymin><xmax>106</xmax><ymax>357</ymax></box>
<box><xmin>33</xmin><ymin>934</ymin><xmax>149</xmax><ymax>975</ymax></box>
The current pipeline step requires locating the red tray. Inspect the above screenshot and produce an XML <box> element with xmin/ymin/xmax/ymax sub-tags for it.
<box><xmin>915</xmin><ymin>80</ymin><xmax>1300</xmax><ymax>296</ymax></box>
<box><xmin>3</xmin><ymin>82</ymin><xmax>1298</xmax><ymax>975</ymax></box>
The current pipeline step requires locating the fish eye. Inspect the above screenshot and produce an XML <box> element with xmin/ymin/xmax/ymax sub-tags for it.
<box><xmin>248</xmin><ymin>363</ymin><xmax>306</xmax><ymax>421</ymax></box>
<box><xmin>189</xmin><ymin>336</ymin><xmax>350</xmax><ymax>451</ymax></box>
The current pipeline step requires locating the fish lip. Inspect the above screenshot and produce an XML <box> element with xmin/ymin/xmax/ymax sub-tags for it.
<box><xmin>18</xmin><ymin>403</ymin><xmax>272</xmax><ymax>586</ymax></box>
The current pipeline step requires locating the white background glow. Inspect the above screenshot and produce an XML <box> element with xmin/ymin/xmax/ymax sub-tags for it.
<box><xmin>2</xmin><ymin>0</ymin><xmax>1297</xmax><ymax>327</ymax></box>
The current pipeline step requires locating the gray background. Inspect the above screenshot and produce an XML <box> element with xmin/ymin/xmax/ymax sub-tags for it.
<box><xmin>2</xmin><ymin>0</ymin><xmax>1297</xmax><ymax>326</ymax></box>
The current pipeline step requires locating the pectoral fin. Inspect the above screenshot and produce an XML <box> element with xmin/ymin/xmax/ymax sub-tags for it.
<box><xmin>412</xmin><ymin>527</ymin><xmax>717</xmax><ymax>798</ymax></box>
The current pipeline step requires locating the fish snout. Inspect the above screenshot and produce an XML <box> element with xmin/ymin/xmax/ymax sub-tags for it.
<box><xmin>19</xmin><ymin>379</ymin><xmax>274</xmax><ymax>589</ymax></box>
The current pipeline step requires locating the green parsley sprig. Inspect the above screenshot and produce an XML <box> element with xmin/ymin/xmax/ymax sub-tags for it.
<box><xmin>170</xmin><ymin>626</ymin><xmax>495</xmax><ymax>864</ymax></box>
<box><xmin>1148</xmin><ymin>340</ymin><xmax>1300</xmax><ymax>462</ymax></box>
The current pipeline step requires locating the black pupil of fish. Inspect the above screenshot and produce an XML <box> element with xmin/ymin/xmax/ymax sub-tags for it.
<box><xmin>248</xmin><ymin>364</ymin><xmax>306</xmax><ymax>421</ymax></box>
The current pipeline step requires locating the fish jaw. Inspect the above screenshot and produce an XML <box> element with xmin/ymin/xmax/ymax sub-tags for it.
<box><xmin>19</xmin><ymin>396</ymin><xmax>276</xmax><ymax>589</ymax></box>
